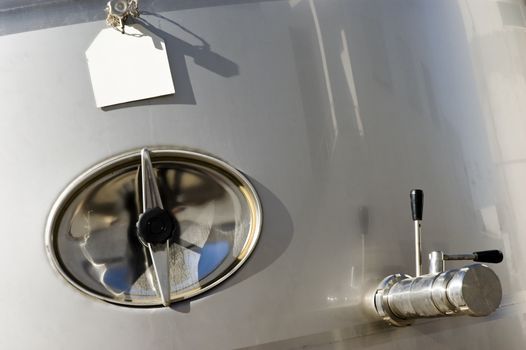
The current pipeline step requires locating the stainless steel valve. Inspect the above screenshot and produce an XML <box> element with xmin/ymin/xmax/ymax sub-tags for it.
<box><xmin>371</xmin><ymin>189</ymin><xmax>503</xmax><ymax>326</ymax></box>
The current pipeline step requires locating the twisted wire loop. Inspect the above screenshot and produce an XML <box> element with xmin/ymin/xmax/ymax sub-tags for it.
<box><xmin>105</xmin><ymin>0</ymin><xmax>140</xmax><ymax>33</ymax></box>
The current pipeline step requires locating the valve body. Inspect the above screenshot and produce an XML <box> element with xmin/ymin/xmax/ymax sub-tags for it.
<box><xmin>373</xmin><ymin>264</ymin><xmax>502</xmax><ymax>326</ymax></box>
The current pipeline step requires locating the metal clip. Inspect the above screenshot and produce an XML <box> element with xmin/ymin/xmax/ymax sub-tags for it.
<box><xmin>105</xmin><ymin>0</ymin><xmax>140</xmax><ymax>33</ymax></box>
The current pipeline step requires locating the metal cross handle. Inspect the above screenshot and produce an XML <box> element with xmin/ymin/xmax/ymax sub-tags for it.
<box><xmin>137</xmin><ymin>148</ymin><xmax>173</xmax><ymax>306</ymax></box>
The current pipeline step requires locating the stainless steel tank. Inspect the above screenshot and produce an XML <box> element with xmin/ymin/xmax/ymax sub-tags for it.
<box><xmin>1</xmin><ymin>0</ymin><xmax>526</xmax><ymax>349</ymax></box>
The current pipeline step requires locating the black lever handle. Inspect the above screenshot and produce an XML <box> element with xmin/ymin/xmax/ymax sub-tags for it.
<box><xmin>410</xmin><ymin>189</ymin><xmax>424</xmax><ymax>221</ymax></box>
<box><xmin>473</xmin><ymin>250</ymin><xmax>504</xmax><ymax>264</ymax></box>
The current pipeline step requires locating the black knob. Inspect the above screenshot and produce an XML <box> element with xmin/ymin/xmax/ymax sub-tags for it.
<box><xmin>410</xmin><ymin>189</ymin><xmax>424</xmax><ymax>221</ymax></box>
<box><xmin>473</xmin><ymin>250</ymin><xmax>504</xmax><ymax>264</ymax></box>
<box><xmin>137</xmin><ymin>207</ymin><xmax>175</xmax><ymax>245</ymax></box>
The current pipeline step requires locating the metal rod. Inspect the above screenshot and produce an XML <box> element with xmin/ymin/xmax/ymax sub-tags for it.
<box><xmin>444</xmin><ymin>254</ymin><xmax>475</xmax><ymax>261</ymax></box>
<box><xmin>415</xmin><ymin>220</ymin><xmax>422</xmax><ymax>277</ymax></box>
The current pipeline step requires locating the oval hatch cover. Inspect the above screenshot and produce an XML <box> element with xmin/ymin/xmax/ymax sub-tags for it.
<box><xmin>45</xmin><ymin>148</ymin><xmax>262</xmax><ymax>307</ymax></box>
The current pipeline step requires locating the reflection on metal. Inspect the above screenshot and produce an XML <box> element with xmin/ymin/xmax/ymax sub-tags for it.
<box><xmin>340</xmin><ymin>30</ymin><xmax>364</xmax><ymax>137</ymax></box>
<box><xmin>45</xmin><ymin>147</ymin><xmax>262</xmax><ymax>307</ymax></box>
<box><xmin>371</xmin><ymin>189</ymin><xmax>503</xmax><ymax>326</ymax></box>
<box><xmin>308</xmin><ymin>0</ymin><xmax>338</xmax><ymax>149</ymax></box>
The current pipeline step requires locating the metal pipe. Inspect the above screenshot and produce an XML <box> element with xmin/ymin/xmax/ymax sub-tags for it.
<box><xmin>429</xmin><ymin>251</ymin><xmax>445</xmax><ymax>274</ymax></box>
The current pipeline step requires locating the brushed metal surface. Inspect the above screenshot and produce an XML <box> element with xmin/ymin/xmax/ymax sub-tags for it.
<box><xmin>1</xmin><ymin>0</ymin><xmax>526</xmax><ymax>349</ymax></box>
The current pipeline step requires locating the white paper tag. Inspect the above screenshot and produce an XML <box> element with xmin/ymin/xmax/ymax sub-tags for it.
<box><xmin>86</xmin><ymin>24</ymin><xmax>175</xmax><ymax>108</ymax></box>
